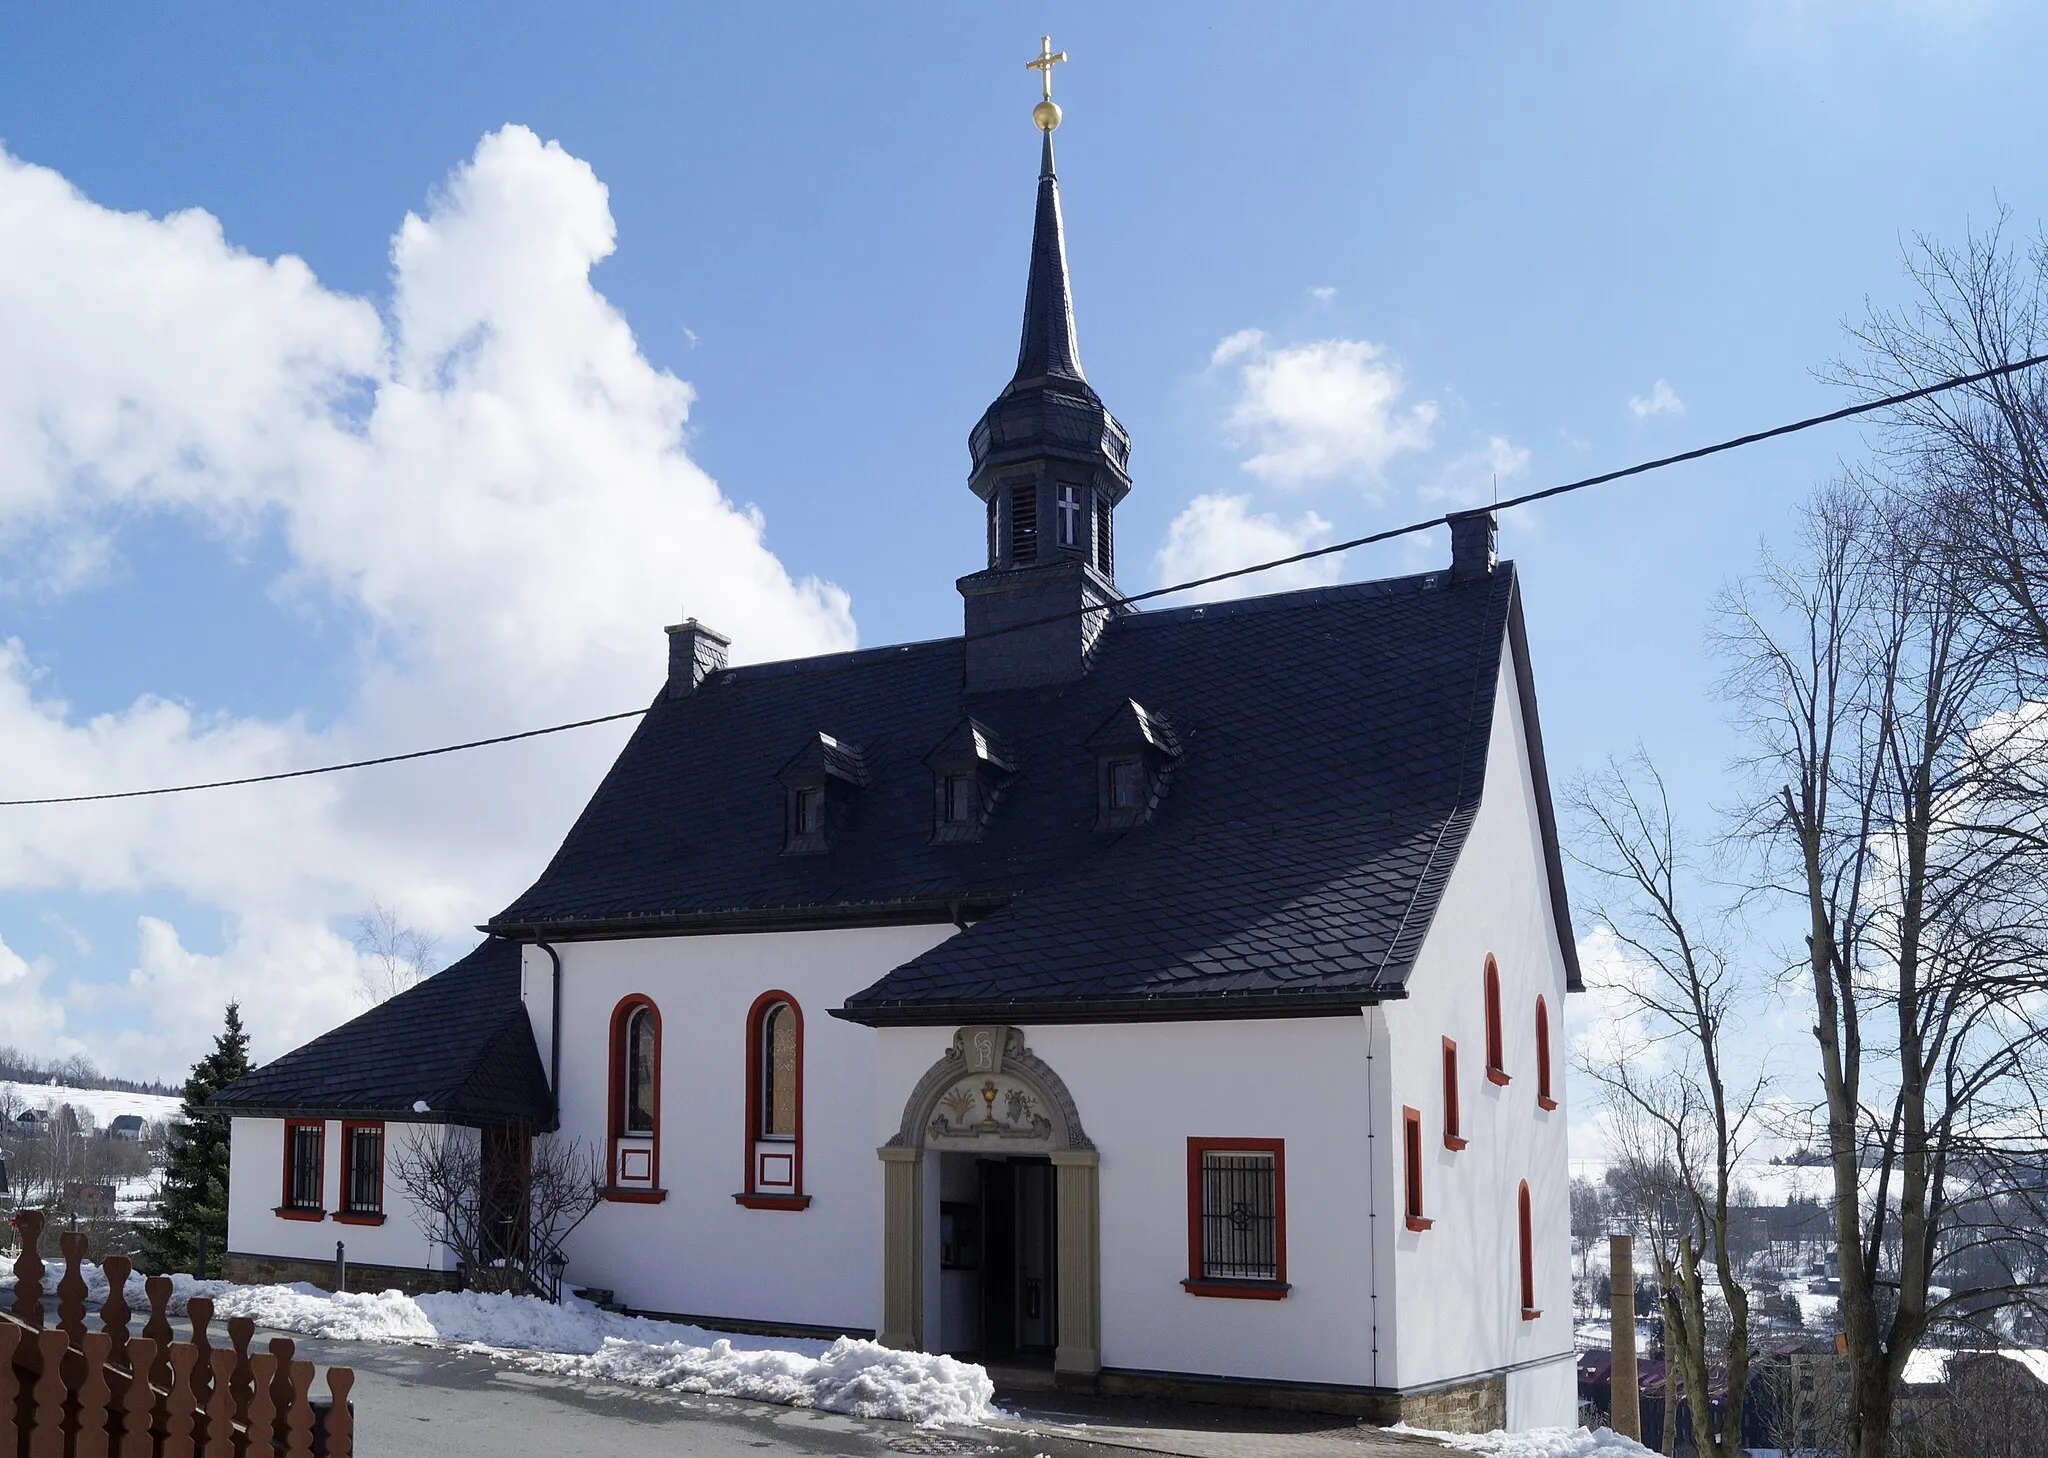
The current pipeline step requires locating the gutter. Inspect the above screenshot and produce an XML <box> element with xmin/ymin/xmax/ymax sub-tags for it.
<box><xmin>488</xmin><ymin>893</ymin><xmax>1012</xmax><ymax>944</ymax></box>
<box><xmin>536</xmin><ymin>938</ymin><xmax>564</xmax><ymax>1123</ymax></box>
<box><xmin>830</xmin><ymin>985</ymin><xmax>1406</xmax><ymax>1028</ymax></box>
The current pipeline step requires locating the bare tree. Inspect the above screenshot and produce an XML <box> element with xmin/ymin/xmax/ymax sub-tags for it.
<box><xmin>352</xmin><ymin>900</ymin><xmax>440</xmax><ymax>1005</ymax></box>
<box><xmin>1570</xmin><ymin>753</ymin><xmax>1762</xmax><ymax>1458</ymax></box>
<box><xmin>1718</xmin><ymin>481</ymin><xmax>2048</xmax><ymax>1458</ymax></box>
<box><xmin>389</xmin><ymin>1126</ymin><xmax>603</xmax><ymax>1297</ymax></box>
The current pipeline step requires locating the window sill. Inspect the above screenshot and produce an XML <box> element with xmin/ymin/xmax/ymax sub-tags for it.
<box><xmin>333</xmin><ymin>1210</ymin><xmax>386</xmax><ymax>1226</ymax></box>
<box><xmin>1522</xmin><ymin>1308</ymin><xmax>1543</xmax><ymax>1322</ymax></box>
<box><xmin>1486</xmin><ymin>1068</ymin><xmax>1512</xmax><ymax>1087</ymax></box>
<box><xmin>1443</xmin><ymin>1135</ymin><xmax>1468</xmax><ymax>1151</ymax></box>
<box><xmin>273</xmin><ymin>1207</ymin><xmax>325</xmax><ymax>1222</ymax></box>
<box><xmin>1181</xmin><ymin>1278</ymin><xmax>1290</xmax><ymax>1301</ymax></box>
<box><xmin>602</xmin><ymin>1186</ymin><xmax>668</xmax><ymax>1204</ymax></box>
<box><xmin>1537</xmin><ymin>1096</ymin><xmax>1558</xmax><ymax>1112</ymax></box>
<box><xmin>1405</xmin><ymin>1216</ymin><xmax>1434</xmax><ymax>1233</ymax></box>
<box><xmin>734</xmin><ymin>1193</ymin><xmax>812</xmax><ymax>1211</ymax></box>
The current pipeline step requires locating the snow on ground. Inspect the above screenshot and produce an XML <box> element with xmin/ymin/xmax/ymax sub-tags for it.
<box><xmin>1</xmin><ymin>1080</ymin><xmax>182</xmax><ymax>1129</ymax></box>
<box><xmin>0</xmin><ymin>1262</ymin><xmax>993</xmax><ymax>1425</ymax></box>
<box><xmin>1901</xmin><ymin>1347</ymin><xmax>2048</xmax><ymax>1387</ymax></box>
<box><xmin>1392</xmin><ymin>1423</ymin><xmax>1655</xmax><ymax>1457</ymax></box>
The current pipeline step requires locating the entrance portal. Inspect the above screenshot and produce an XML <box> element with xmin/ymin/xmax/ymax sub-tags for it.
<box><xmin>880</xmin><ymin>1026</ymin><xmax>1099</xmax><ymax>1378</ymax></box>
<box><xmin>937</xmin><ymin>1154</ymin><xmax>1057</xmax><ymax>1358</ymax></box>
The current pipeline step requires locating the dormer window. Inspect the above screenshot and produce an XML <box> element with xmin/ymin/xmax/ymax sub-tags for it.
<box><xmin>1088</xmin><ymin>699</ymin><xmax>1182</xmax><ymax>831</ymax></box>
<box><xmin>926</xmin><ymin>718</ymin><xmax>1014</xmax><ymax>844</ymax></box>
<box><xmin>778</xmin><ymin>732</ymin><xmax>867</xmax><ymax>854</ymax></box>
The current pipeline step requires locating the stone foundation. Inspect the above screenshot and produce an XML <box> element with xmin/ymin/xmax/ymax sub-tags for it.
<box><xmin>1087</xmin><ymin>1366</ymin><xmax>1507</xmax><ymax>1430</ymax></box>
<box><xmin>222</xmin><ymin>1251</ymin><xmax>462</xmax><ymax>1296</ymax></box>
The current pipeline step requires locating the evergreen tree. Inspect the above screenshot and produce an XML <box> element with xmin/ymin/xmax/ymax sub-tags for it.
<box><xmin>142</xmin><ymin>1003</ymin><xmax>253</xmax><ymax>1275</ymax></box>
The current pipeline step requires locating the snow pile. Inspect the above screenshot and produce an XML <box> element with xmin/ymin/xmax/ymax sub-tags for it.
<box><xmin>527</xmin><ymin>1335</ymin><xmax>995</xmax><ymax>1425</ymax></box>
<box><xmin>0</xmin><ymin>1264</ymin><xmax>994</xmax><ymax>1425</ymax></box>
<box><xmin>1391</xmin><ymin>1424</ymin><xmax>1655</xmax><ymax>1457</ymax></box>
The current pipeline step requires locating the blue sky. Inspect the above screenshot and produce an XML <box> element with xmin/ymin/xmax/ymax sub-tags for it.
<box><xmin>0</xmin><ymin>3</ymin><xmax>2041</xmax><ymax>1083</ymax></box>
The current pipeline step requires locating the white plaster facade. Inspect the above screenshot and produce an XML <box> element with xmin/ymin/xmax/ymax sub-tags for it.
<box><xmin>511</xmin><ymin>645</ymin><xmax>1575</xmax><ymax>1426</ymax></box>
<box><xmin>227</xmin><ymin>1115</ymin><xmax>458</xmax><ymax>1275</ymax></box>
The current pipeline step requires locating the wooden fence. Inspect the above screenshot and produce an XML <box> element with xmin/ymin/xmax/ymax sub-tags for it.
<box><xmin>5</xmin><ymin>1211</ymin><xmax>354</xmax><ymax>1457</ymax></box>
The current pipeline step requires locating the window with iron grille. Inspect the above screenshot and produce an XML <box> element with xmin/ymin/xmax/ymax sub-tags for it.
<box><xmin>344</xmin><ymin>1124</ymin><xmax>383</xmax><ymax>1214</ymax></box>
<box><xmin>1185</xmin><ymin>1138</ymin><xmax>1287</xmax><ymax>1294</ymax></box>
<box><xmin>285</xmin><ymin>1122</ymin><xmax>323</xmax><ymax>1211</ymax></box>
<box><xmin>1009</xmin><ymin>482</ymin><xmax>1038</xmax><ymax>564</ymax></box>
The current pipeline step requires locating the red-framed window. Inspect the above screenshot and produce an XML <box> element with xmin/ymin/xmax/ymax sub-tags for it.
<box><xmin>737</xmin><ymin>991</ymin><xmax>810</xmax><ymax>1210</ymax></box>
<box><xmin>1519</xmin><ymin>1179</ymin><xmax>1539</xmax><ymax>1318</ymax></box>
<box><xmin>1184</xmin><ymin>1138</ymin><xmax>1288</xmax><ymax>1298</ymax></box>
<box><xmin>279</xmin><ymin>1120</ymin><xmax>325</xmax><ymax>1219</ymax></box>
<box><xmin>1484</xmin><ymin>954</ymin><xmax>1509</xmax><ymax>1085</ymax></box>
<box><xmin>336</xmin><ymin>1120</ymin><xmax>385</xmax><ymax>1222</ymax></box>
<box><xmin>605</xmin><ymin>995</ymin><xmax>665</xmax><ymax>1201</ymax></box>
<box><xmin>1402</xmin><ymin>1107</ymin><xmax>1431</xmax><ymax>1231</ymax></box>
<box><xmin>1442</xmin><ymin>1037</ymin><xmax>1466</xmax><ymax>1150</ymax></box>
<box><xmin>1535</xmin><ymin>996</ymin><xmax>1557</xmax><ymax>1110</ymax></box>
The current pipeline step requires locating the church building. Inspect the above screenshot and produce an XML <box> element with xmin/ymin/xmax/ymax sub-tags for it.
<box><xmin>217</xmin><ymin>63</ymin><xmax>1582</xmax><ymax>1432</ymax></box>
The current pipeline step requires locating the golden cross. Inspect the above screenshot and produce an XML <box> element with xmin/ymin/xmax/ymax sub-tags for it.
<box><xmin>1026</xmin><ymin>35</ymin><xmax>1068</xmax><ymax>101</ymax></box>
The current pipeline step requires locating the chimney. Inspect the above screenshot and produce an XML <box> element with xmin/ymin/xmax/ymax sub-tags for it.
<box><xmin>1448</xmin><ymin>509</ymin><xmax>1497</xmax><ymax>580</ymax></box>
<box><xmin>664</xmin><ymin>619</ymin><xmax>731</xmax><ymax>698</ymax></box>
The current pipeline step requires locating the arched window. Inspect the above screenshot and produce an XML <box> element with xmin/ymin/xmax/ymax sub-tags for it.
<box><xmin>606</xmin><ymin>996</ymin><xmax>663</xmax><ymax>1201</ymax></box>
<box><xmin>1442</xmin><ymin>1038</ymin><xmax>1465</xmax><ymax>1150</ymax></box>
<box><xmin>739</xmin><ymin>992</ymin><xmax>809</xmax><ymax>1210</ymax></box>
<box><xmin>1535</xmin><ymin>996</ymin><xmax>1557</xmax><ymax>1110</ymax></box>
<box><xmin>1518</xmin><ymin>1180</ymin><xmax>1539</xmax><ymax>1318</ymax></box>
<box><xmin>1484</xmin><ymin>955</ymin><xmax>1509</xmax><ymax>1085</ymax></box>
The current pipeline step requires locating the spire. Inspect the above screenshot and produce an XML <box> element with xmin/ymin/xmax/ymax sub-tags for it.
<box><xmin>1012</xmin><ymin>130</ymin><xmax>1085</xmax><ymax>384</ymax></box>
<box><xmin>958</xmin><ymin>38</ymin><xmax>1136</xmax><ymax>693</ymax></box>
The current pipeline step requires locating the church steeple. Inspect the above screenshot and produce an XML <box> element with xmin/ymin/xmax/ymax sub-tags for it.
<box><xmin>960</xmin><ymin>39</ymin><xmax>1133</xmax><ymax>692</ymax></box>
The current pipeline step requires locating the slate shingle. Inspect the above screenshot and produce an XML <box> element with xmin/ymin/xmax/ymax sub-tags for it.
<box><xmin>486</xmin><ymin>563</ymin><xmax>1578</xmax><ymax>1023</ymax></box>
<box><xmin>212</xmin><ymin>938</ymin><xmax>553</xmax><ymax>1127</ymax></box>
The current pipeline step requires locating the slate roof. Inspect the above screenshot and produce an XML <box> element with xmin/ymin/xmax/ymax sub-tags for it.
<box><xmin>211</xmin><ymin>938</ymin><xmax>554</xmax><ymax>1127</ymax></box>
<box><xmin>491</xmin><ymin>563</ymin><xmax>1581</xmax><ymax>1024</ymax></box>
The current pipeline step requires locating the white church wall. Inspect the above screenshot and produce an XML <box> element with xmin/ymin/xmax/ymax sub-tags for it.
<box><xmin>542</xmin><ymin>924</ymin><xmax>953</xmax><ymax>1331</ymax></box>
<box><xmin>1382</xmin><ymin>647</ymin><xmax>1575</xmax><ymax>1422</ymax></box>
<box><xmin>876</xmin><ymin>1015</ymin><xmax>1379</xmax><ymax>1387</ymax></box>
<box><xmin>226</xmin><ymin>1115</ymin><xmax>451</xmax><ymax>1273</ymax></box>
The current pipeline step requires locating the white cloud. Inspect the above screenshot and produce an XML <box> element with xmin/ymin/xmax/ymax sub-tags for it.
<box><xmin>1153</xmin><ymin>493</ymin><xmax>1343</xmax><ymax>605</ymax></box>
<box><xmin>1568</xmin><ymin>924</ymin><xmax>1663</xmax><ymax>1071</ymax></box>
<box><xmin>0</xmin><ymin>126</ymin><xmax>856</xmax><ymax>1077</ymax></box>
<box><xmin>1211</xmin><ymin>331</ymin><xmax>1437</xmax><ymax>491</ymax></box>
<box><xmin>1308</xmin><ymin>285</ymin><xmax>1337</xmax><ymax>302</ymax></box>
<box><xmin>1419</xmin><ymin>434</ymin><xmax>1532</xmax><ymax>508</ymax></box>
<box><xmin>1628</xmin><ymin>378</ymin><xmax>1685</xmax><ymax>419</ymax></box>
<box><xmin>0</xmin><ymin>933</ymin><xmax>81</xmax><ymax>1055</ymax></box>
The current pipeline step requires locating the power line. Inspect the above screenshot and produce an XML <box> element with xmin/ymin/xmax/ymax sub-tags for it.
<box><xmin>7</xmin><ymin>350</ymin><xmax>2044</xmax><ymax>809</ymax></box>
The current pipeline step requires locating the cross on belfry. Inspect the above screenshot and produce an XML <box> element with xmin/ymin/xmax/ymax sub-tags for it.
<box><xmin>1026</xmin><ymin>35</ymin><xmax>1067</xmax><ymax>101</ymax></box>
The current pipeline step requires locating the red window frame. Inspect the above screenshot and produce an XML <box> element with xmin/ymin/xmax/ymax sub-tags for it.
<box><xmin>736</xmin><ymin>990</ymin><xmax>810</xmax><ymax>1210</ymax></box>
<box><xmin>1519</xmin><ymin>1179</ymin><xmax>1540</xmax><ymax>1318</ymax></box>
<box><xmin>1442</xmin><ymin>1038</ymin><xmax>1467</xmax><ymax>1150</ymax></box>
<box><xmin>1402</xmin><ymin>1107</ymin><xmax>1431</xmax><ymax>1231</ymax></box>
<box><xmin>1183</xmin><ymin>1137</ymin><xmax>1289</xmax><ymax>1299</ymax></box>
<box><xmin>277</xmin><ymin>1119</ymin><xmax>325</xmax><ymax>1220</ymax></box>
<box><xmin>335</xmin><ymin>1120</ymin><xmax>386</xmax><ymax>1224</ymax></box>
<box><xmin>1484</xmin><ymin>954</ymin><xmax>1510</xmax><ymax>1085</ymax></box>
<box><xmin>605</xmin><ymin>995</ymin><xmax>665</xmax><ymax>1202</ymax></box>
<box><xmin>1535</xmin><ymin>996</ymin><xmax>1558</xmax><ymax>1110</ymax></box>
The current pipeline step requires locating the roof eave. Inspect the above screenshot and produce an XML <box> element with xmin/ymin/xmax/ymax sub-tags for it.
<box><xmin>1506</xmin><ymin>580</ymin><xmax>1584</xmax><ymax>993</ymax></box>
<box><xmin>488</xmin><ymin>894</ymin><xmax>1013</xmax><ymax>943</ymax></box>
<box><xmin>830</xmin><ymin>985</ymin><xmax>1406</xmax><ymax>1029</ymax></box>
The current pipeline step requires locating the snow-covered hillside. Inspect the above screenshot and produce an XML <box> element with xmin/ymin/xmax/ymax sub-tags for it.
<box><xmin>1</xmin><ymin>1080</ymin><xmax>182</xmax><ymax>1129</ymax></box>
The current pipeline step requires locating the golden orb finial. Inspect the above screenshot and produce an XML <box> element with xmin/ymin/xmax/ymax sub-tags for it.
<box><xmin>1025</xmin><ymin>35</ymin><xmax>1068</xmax><ymax>131</ymax></box>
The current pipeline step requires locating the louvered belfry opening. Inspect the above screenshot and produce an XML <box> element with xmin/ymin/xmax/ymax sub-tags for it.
<box><xmin>1094</xmin><ymin>494</ymin><xmax>1113</xmax><ymax>575</ymax></box>
<box><xmin>1008</xmin><ymin>482</ymin><xmax>1038</xmax><ymax>565</ymax></box>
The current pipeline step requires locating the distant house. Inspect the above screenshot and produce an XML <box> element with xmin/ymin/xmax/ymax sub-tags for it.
<box><xmin>13</xmin><ymin>1110</ymin><xmax>47</xmax><ymax>1139</ymax></box>
<box><xmin>108</xmin><ymin>1115</ymin><xmax>146</xmax><ymax>1142</ymax></box>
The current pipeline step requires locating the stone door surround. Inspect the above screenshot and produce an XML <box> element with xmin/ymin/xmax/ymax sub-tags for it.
<box><xmin>878</xmin><ymin>1026</ymin><xmax>1099</xmax><ymax>1379</ymax></box>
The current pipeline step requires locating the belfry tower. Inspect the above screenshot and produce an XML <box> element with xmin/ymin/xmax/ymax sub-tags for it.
<box><xmin>960</xmin><ymin>38</ymin><xmax>1133</xmax><ymax>693</ymax></box>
